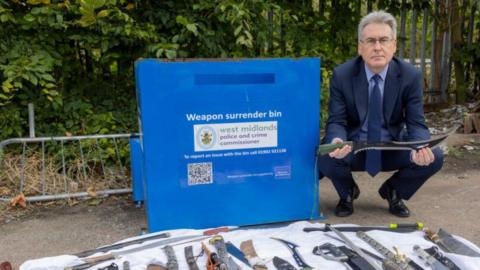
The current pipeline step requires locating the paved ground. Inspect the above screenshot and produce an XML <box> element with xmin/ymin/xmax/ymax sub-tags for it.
<box><xmin>0</xmin><ymin>134</ymin><xmax>479</xmax><ymax>269</ymax></box>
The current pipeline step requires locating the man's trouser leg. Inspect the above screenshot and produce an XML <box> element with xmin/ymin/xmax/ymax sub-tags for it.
<box><xmin>317</xmin><ymin>153</ymin><xmax>355</xmax><ymax>199</ymax></box>
<box><xmin>318</xmin><ymin>148</ymin><xmax>444</xmax><ymax>200</ymax></box>
<box><xmin>380</xmin><ymin>147</ymin><xmax>444</xmax><ymax>200</ymax></box>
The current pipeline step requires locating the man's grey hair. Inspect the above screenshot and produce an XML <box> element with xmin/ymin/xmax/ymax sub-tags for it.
<box><xmin>358</xmin><ymin>11</ymin><xmax>397</xmax><ymax>41</ymax></box>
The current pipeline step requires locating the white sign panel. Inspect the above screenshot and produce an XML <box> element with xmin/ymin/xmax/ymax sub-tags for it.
<box><xmin>194</xmin><ymin>121</ymin><xmax>278</xmax><ymax>152</ymax></box>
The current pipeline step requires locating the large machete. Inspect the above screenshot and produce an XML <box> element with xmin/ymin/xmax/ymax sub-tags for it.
<box><xmin>317</xmin><ymin>133</ymin><xmax>448</xmax><ymax>156</ymax></box>
<box><xmin>317</xmin><ymin>124</ymin><xmax>460</xmax><ymax>156</ymax></box>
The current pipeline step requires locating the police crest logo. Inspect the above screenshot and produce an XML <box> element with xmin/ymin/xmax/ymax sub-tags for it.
<box><xmin>201</xmin><ymin>131</ymin><xmax>212</xmax><ymax>145</ymax></box>
<box><xmin>196</xmin><ymin>126</ymin><xmax>216</xmax><ymax>149</ymax></box>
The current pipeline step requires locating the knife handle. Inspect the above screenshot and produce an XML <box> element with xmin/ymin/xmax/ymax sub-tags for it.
<box><xmin>316</xmin><ymin>142</ymin><xmax>353</xmax><ymax>156</ymax></box>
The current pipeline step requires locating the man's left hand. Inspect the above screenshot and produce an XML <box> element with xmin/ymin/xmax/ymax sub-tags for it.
<box><xmin>411</xmin><ymin>147</ymin><xmax>435</xmax><ymax>166</ymax></box>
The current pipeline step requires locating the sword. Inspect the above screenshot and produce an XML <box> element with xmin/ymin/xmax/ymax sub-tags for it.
<box><xmin>356</xmin><ymin>231</ymin><xmax>423</xmax><ymax>270</ymax></box>
<box><xmin>66</xmin><ymin>235</ymin><xmax>209</xmax><ymax>270</ymax></box>
<box><xmin>73</xmin><ymin>232</ymin><xmax>171</xmax><ymax>258</ymax></box>
<box><xmin>325</xmin><ymin>224</ymin><xmax>383</xmax><ymax>270</ymax></box>
<box><xmin>304</xmin><ymin>223</ymin><xmax>424</xmax><ymax>233</ymax></box>
<box><xmin>317</xmin><ymin>133</ymin><xmax>448</xmax><ymax>156</ymax></box>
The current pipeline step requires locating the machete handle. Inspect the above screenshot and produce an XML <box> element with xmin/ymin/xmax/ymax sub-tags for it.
<box><xmin>303</xmin><ymin>227</ymin><xmax>326</xmax><ymax>232</ymax></box>
<box><xmin>389</xmin><ymin>222</ymin><xmax>424</xmax><ymax>230</ymax></box>
<box><xmin>208</xmin><ymin>235</ymin><xmax>224</xmax><ymax>244</ymax></box>
<box><xmin>66</xmin><ymin>253</ymin><xmax>114</xmax><ymax>270</ymax></box>
<box><xmin>203</xmin><ymin>227</ymin><xmax>230</xmax><ymax>235</ymax></box>
<box><xmin>83</xmin><ymin>253</ymin><xmax>114</xmax><ymax>263</ymax></box>
<box><xmin>316</xmin><ymin>142</ymin><xmax>353</xmax><ymax>156</ymax></box>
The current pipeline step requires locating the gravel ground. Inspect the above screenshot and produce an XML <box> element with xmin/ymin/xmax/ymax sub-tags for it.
<box><xmin>0</xmin><ymin>134</ymin><xmax>479</xmax><ymax>269</ymax></box>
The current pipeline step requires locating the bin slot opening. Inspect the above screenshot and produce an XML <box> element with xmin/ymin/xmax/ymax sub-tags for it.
<box><xmin>195</xmin><ymin>73</ymin><xmax>275</xmax><ymax>85</ymax></box>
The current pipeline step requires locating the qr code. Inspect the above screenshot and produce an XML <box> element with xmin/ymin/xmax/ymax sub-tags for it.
<box><xmin>188</xmin><ymin>162</ymin><xmax>213</xmax><ymax>185</ymax></box>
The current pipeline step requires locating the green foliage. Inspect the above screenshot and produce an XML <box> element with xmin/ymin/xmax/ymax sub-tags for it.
<box><xmin>2</xmin><ymin>0</ymin><xmax>477</xmax><ymax>143</ymax></box>
<box><xmin>0</xmin><ymin>0</ymin><xmax>153</xmax><ymax>139</ymax></box>
<box><xmin>1</xmin><ymin>0</ymin><xmax>346</xmax><ymax>140</ymax></box>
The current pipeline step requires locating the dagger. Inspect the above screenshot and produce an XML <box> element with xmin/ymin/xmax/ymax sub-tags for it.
<box><xmin>271</xmin><ymin>237</ymin><xmax>312</xmax><ymax>269</ymax></box>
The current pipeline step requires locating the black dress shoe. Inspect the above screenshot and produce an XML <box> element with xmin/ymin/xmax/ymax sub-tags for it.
<box><xmin>335</xmin><ymin>184</ymin><xmax>360</xmax><ymax>217</ymax></box>
<box><xmin>379</xmin><ymin>183</ymin><xmax>410</xmax><ymax>217</ymax></box>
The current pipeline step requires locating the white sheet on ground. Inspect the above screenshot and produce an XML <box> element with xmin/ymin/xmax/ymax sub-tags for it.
<box><xmin>19</xmin><ymin>221</ymin><xmax>480</xmax><ymax>270</ymax></box>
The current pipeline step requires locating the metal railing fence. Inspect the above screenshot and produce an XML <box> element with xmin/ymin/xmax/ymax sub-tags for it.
<box><xmin>0</xmin><ymin>133</ymin><xmax>139</xmax><ymax>203</ymax></box>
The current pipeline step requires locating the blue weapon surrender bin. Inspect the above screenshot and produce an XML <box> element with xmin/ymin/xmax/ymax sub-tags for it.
<box><xmin>135</xmin><ymin>58</ymin><xmax>321</xmax><ymax>232</ymax></box>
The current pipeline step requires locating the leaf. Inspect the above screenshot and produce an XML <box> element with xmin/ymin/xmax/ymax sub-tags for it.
<box><xmin>24</xmin><ymin>14</ymin><xmax>35</xmax><ymax>22</ymax></box>
<box><xmin>27</xmin><ymin>0</ymin><xmax>50</xmax><ymax>5</ymax></box>
<box><xmin>99</xmin><ymin>127</ymin><xmax>109</xmax><ymax>133</ymax></box>
<box><xmin>77</xmin><ymin>14</ymin><xmax>96</xmax><ymax>27</ymax></box>
<box><xmin>234</xmin><ymin>25</ymin><xmax>242</xmax><ymax>36</ymax></box>
<box><xmin>42</xmin><ymin>73</ymin><xmax>55</xmax><ymax>82</ymax></box>
<box><xmin>48</xmin><ymin>90</ymin><xmax>58</xmax><ymax>95</ymax></box>
<box><xmin>10</xmin><ymin>193</ymin><xmax>27</xmax><ymax>208</ymax></box>
<box><xmin>244</xmin><ymin>30</ymin><xmax>253</xmax><ymax>40</ymax></box>
<box><xmin>0</xmin><ymin>186</ymin><xmax>11</xmax><ymax>196</ymax></box>
<box><xmin>0</xmin><ymin>14</ymin><xmax>11</xmax><ymax>23</ymax></box>
<box><xmin>97</xmin><ymin>9</ymin><xmax>109</xmax><ymax>18</ymax></box>
<box><xmin>2</xmin><ymin>80</ymin><xmax>13</xmax><ymax>92</ymax></box>
<box><xmin>236</xmin><ymin>35</ymin><xmax>245</xmax><ymax>45</ymax></box>
<box><xmin>165</xmin><ymin>49</ymin><xmax>176</xmax><ymax>59</ymax></box>
<box><xmin>88</xmin><ymin>198</ymin><xmax>103</xmax><ymax>206</ymax></box>
<box><xmin>155</xmin><ymin>48</ymin><xmax>164</xmax><ymax>58</ymax></box>
<box><xmin>172</xmin><ymin>35</ymin><xmax>179</xmax><ymax>43</ymax></box>
<box><xmin>87</xmin><ymin>0</ymin><xmax>106</xmax><ymax>9</ymax></box>
<box><xmin>87</xmin><ymin>186</ymin><xmax>98</xmax><ymax>197</ymax></box>
<box><xmin>30</xmin><ymin>74</ymin><xmax>38</xmax><ymax>85</ymax></box>
<box><xmin>186</xmin><ymin>23</ymin><xmax>198</xmax><ymax>35</ymax></box>
<box><xmin>175</xmin><ymin>15</ymin><xmax>188</xmax><ymax>26</ymax></box>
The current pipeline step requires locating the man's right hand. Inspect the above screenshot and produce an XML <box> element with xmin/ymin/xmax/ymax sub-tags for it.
<box><xmin>329</xmin><ymin>138</ymin><xmax>352</xmax><ymax>159</ymax></box>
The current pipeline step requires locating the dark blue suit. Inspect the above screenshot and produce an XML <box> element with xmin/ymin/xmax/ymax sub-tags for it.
<box><xmin>318</xmin><ymin>56</ymin><xmax>444</xmax><ymax>200</ymax></box>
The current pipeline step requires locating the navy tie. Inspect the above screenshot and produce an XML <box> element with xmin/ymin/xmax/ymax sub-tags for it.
<box><xmin>366</xmin><ymin>74</ymin><xmax>382</xmax><ymax>177</ymax></box>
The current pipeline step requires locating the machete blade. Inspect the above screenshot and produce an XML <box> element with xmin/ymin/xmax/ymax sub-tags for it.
<box><xmin>225</xmin><ymin>241</ymin><xmax>251</xmax><ymax>267</ymax></box>
<box><xmin>437</xmin><ymin>228</ymin><xmax>480</xmax><ymax>257</ymax></box>
<box><xmin>273</xmin><ymin>256</ymin><xmax>297</xmax><ymax>270</ymax></box>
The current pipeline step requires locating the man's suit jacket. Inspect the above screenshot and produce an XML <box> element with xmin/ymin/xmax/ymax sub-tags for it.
<box><xmin>323</xmin><ymin>56</ymin><xmax>430</xmax><ymax>144</ymax></box>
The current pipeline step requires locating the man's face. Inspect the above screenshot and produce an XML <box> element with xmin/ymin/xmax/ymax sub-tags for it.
<box><xmin>358</xmin><ymin>22</ymin><xmax>397</xmax><ymax>73</ymax></box>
